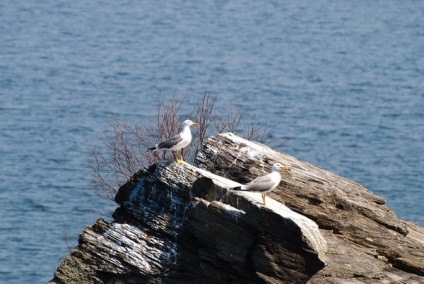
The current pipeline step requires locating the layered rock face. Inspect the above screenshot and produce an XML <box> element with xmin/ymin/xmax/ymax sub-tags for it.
<box><xmin>49</xmin><ymin>133</ymin><xmax>424</xmax><ymax>284</ymax></box>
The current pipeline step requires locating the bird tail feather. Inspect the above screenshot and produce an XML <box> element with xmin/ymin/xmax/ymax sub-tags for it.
<box><xmin>229</xmin><ymin>186</ymin><xmax>243</xmax><ymax>191</ymax></box>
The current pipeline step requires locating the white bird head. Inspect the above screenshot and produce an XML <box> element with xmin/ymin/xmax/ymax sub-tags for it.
<box><xmin>183</xmin><ymin>120</ymin><xmax>199</xmax><ymax>127</ymax></box>
<box><xmin>272</xmin><ymin>163</ymin><xmax>290</xmax><ymax>173</ymax></box>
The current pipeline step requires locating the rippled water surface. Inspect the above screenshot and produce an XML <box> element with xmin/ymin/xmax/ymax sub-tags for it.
<box><xmin>1</xmin><ymin>1</ymin><xmax>423</xmax><ymax>282</ymax></box>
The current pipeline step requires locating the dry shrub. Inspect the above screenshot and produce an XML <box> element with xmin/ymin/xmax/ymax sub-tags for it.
<box><xmin>86</xmin><ymin>91</ymin><xmax>286</xmax><ymax>201</ymax></box>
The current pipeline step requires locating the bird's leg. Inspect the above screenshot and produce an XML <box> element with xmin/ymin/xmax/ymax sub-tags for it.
<box><xmin>175</xmin><ymin>150</ymin><xmax>183</xmax><ymax>164</ymax></box>
<box><xmin>262</xmin><ymin>194</ymin><xmax>267</xmax><ymax>207</ymax></box>
<box><xmin>172</xmin><ymin>151</ymin><xmax>178</xmax><ymax>162</ymax></box>
<box><xmin>179</xmin><ymin>149</ymin><xmax>185</xmax><ymax>163</ymax></box>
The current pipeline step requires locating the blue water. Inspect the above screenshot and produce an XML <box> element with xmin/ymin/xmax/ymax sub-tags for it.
<box><xmin>1</xmin><ymin>1</ymin><xmax>423</xmax><ymax>283</ymax></box>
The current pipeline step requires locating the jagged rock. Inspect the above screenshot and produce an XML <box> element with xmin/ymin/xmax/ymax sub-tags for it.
<box><xmin>195</xmin><ymin>133</ymin><xmax>424</xmax><ymax>283</ymax></box>
<box><xmin>50</xmin><ymin>160</ymin><xmax>326</xmax><ymax>284</ymax></box>
<box><xmin>49</xmin><ymin>133</ymin><xmax>424</xmax><ymax>284</ymax></box>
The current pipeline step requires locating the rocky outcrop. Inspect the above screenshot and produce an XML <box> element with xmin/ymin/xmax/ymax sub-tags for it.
<box><xmin>196</xmin><ymin>133</ymin><xmax>424</xmax><ymax>283</ymax></box>
<box><xmin>49</xmin><ymin>133</ymin><xmax>424</xmax><ymax>284</ymax></box>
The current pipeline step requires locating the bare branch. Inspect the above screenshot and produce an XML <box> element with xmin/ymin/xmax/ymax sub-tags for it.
<box><xmin>86</xmin><ymin>91</ymin><xmax>286</xmax><ymax>202</ymax></box>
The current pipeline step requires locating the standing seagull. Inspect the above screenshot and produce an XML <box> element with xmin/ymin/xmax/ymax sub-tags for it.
<box><xmin>149</xmin><ymin>119</ymin><xmax>199</xmax><ymax>164</ymax></box>
<box><xmin>231</xmin><ymin>163</ymin><xmax>289</xmax><ymax>207</ymax></box>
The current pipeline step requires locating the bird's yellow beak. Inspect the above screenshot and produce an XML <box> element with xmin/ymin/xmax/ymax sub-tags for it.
<box><xmin>192</xmin><ymin>122</ymin><xmax>199</xmax><ymax>126</ymax></box>
<box><xmin>281</xmin><ymin>166</ymin><xmax>290</xmax><ymax>172</ymax></box>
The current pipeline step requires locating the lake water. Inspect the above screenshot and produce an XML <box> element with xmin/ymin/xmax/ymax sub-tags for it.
<box><xmin>1</xmin><ymin>0</ymin><xmax>423</xmax><ymax>283</ymax></box>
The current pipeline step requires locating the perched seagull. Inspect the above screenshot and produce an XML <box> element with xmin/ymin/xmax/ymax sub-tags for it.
<box><xmin>231</xmin><ymin>163</ymin><xmax>290</xmax><ymax>207</ymax></box>
<box><xmin>149</xmin><ymin>119</ymin><xmax>199</xmax><ymax>164</ymax></box>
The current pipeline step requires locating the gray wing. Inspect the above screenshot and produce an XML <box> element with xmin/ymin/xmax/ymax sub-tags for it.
<box><xmin>243</xmin><ymin>174</ymin><xmax>276</xmax><ymax>192</ymax></box>
<box><xmin>156</xmin><ymin>134</ymin><xmax>183</xmax><ymax>149</ymax></box>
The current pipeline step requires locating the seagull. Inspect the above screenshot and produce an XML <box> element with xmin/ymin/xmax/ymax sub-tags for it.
<box><xmin>231</xmin><ymin>163</ymin><xmax>290</xmax><ymax>207</ymax></box>
<box><xmin>149</xmin><ymin>119</ymin><xmax>199</xmax><ymax>164</ymax></box>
